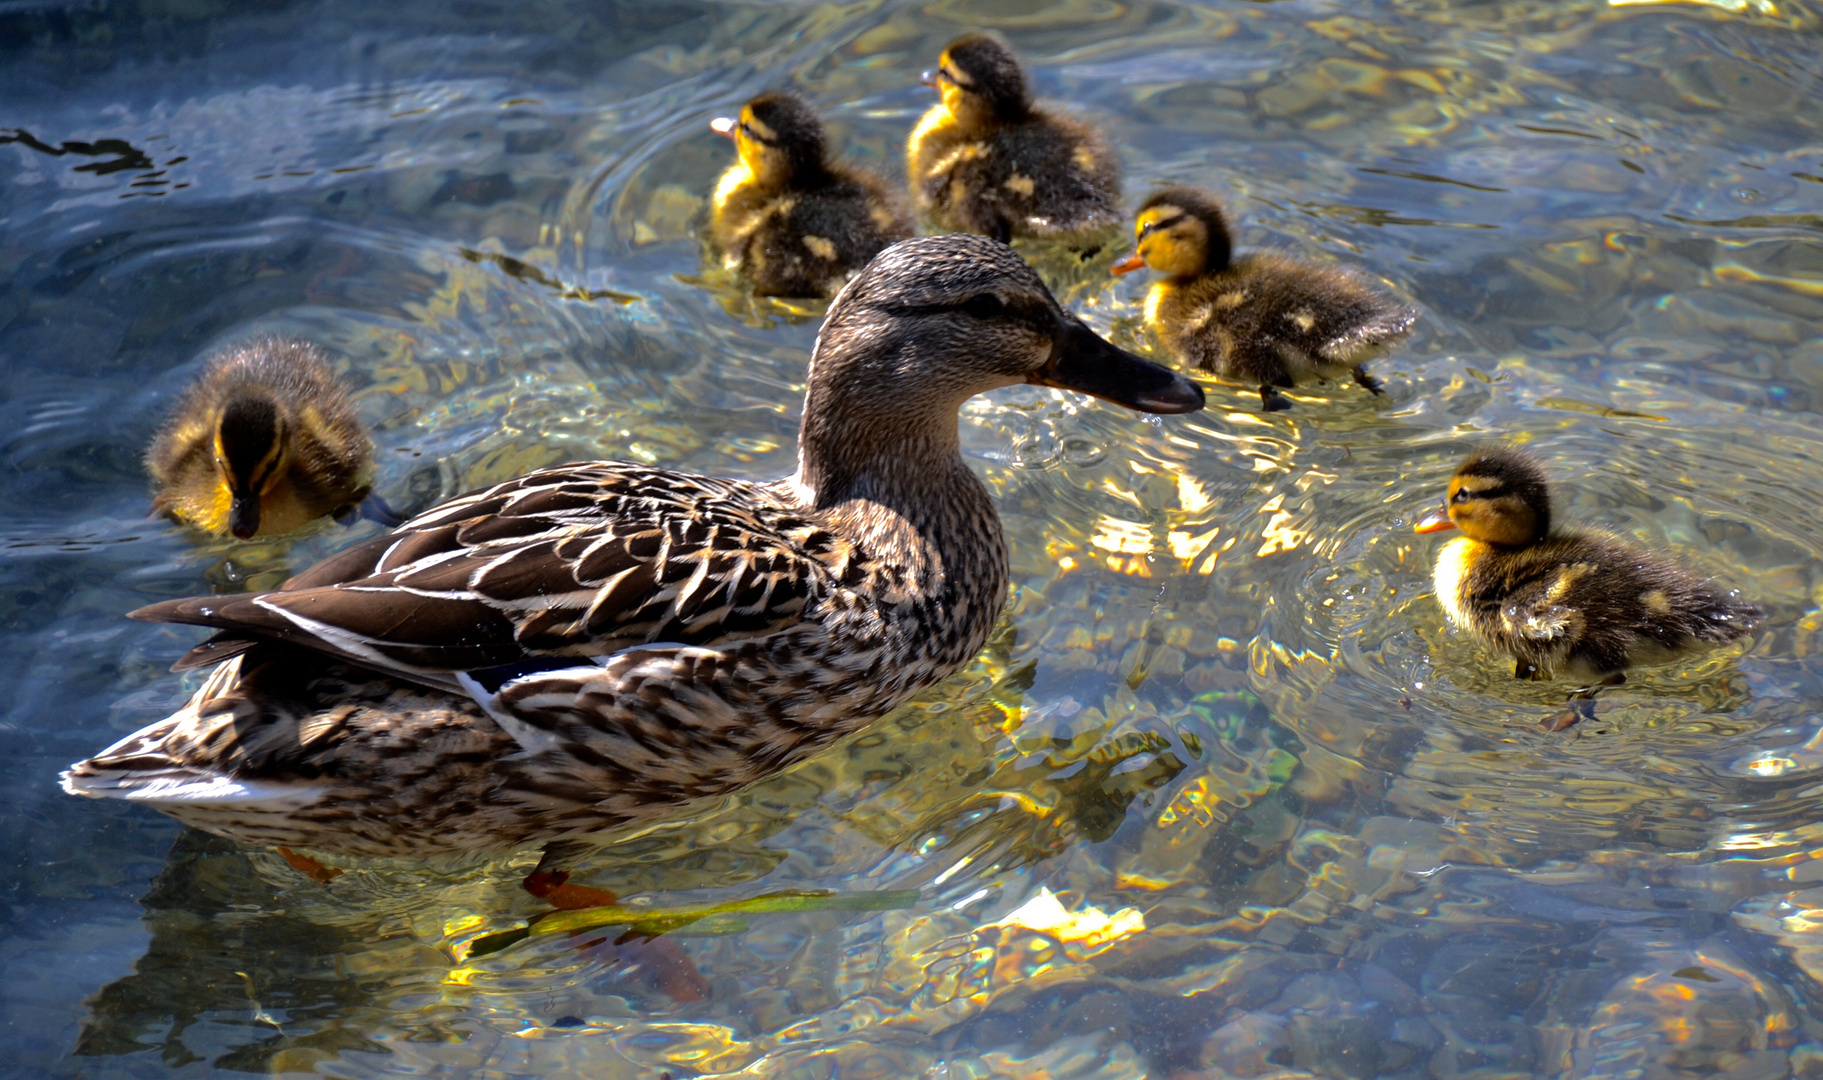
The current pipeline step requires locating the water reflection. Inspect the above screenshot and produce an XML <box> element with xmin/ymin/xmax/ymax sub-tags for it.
<box><xmin>5</xmin><ymin>0</ymin><xmax>1823</xmax><ymax>1076</ymax></box>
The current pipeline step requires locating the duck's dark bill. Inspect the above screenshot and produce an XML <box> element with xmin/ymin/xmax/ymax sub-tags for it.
<box><xmin>1414</xmin><ymin>507</ymin><xmax>1456</xmax><ymax>534</ymax></box>
<box><xmin>1031</xmin><ymin>320</ymin><xmax>1204</xmax><ymax>414</ymax></box>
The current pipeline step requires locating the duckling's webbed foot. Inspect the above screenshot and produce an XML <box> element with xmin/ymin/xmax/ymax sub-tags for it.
<box><xmin>1260</xmin><ymin>386</ymin><xmax>1294</xmax><ymax>412</ymax></box>
<box><xmin>1541</xmin><ymin>699</ymin><xmax>1595</xmax><ymax>732</ymax></box>
<box><xmin>1541</xmin><ymin>675</ymin><xmax>1623</xmax><ymax>732</ymax></box>
<box><xmin>1352</xmin><ymin>366</ymin><xmax>1385</xmax><ymax>396</ymax></box>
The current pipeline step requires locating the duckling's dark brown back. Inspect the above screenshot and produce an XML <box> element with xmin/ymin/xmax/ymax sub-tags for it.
<box><xmin>909</xmin><ymin>36</ymin><xmax>1119</xmax><ymax>241</ymax></box>
<box><xmin>1473</xmin><ymin>530</ymin><xmax>1760</xmax><ymax>678</ymax></box>
<box><xmin>1160</xmin><ymin>252</ymin><xmax>1415</xmax><ymax>385</ymax></box>
<box><xmin>738</xmin><ymin>171</ymin><xmax>913</xmax><ymax>298</ymax></box>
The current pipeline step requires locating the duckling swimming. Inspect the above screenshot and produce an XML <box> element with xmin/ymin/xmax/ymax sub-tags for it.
<box><xmin>1415</xmin><ymin>447</ymin><xmax>1759</xmax><ymax>726</ymax></box>
<box><xmin>906</xmin><ymin>33</ymin><xmax>1120</xmax><ymax>243</ymax></box>
<box><xmin>709</xmin><ymin>90</ymin><xmax>914</xmax><ymax>298</ymax></box>
<box><xmin>146</xmin><ymin>337</ymin><xmax>374</xmax><ymax>540</ymax></box>
<box><xmin>1112</xmin><ymin>186</ymin><xmax>1416</xmax><ymax>412</ymax></box>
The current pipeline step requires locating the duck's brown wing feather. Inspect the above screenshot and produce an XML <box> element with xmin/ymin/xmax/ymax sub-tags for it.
<box><xmin>132</xmin><ymin>462</ymin><xmax>843</xmax><ymax>684</ymax></box>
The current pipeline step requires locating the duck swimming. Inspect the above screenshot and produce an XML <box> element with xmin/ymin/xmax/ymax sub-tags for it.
<box><xmin>146</xmin><ymin>337</ymin><xmax>374</xmax><ymax>539</ymax></box>
<box><xmin>1415</xmin><ymin>447</ymin><xmax>1759</xmax><ymax>728</ymax></box>
<box><xmin>708</xmin><ymin>90</ymin><xmax>914</xmax><ymax>298</ymax></box>
<box><xmin>65</xmin><ymin>235</ymin><xmax>1203</xmax><ymax>905</ymax></box>
<box><xmin>1112</xmin><ymin>186</ymin><xmax>1417</xmax><ymax>412</ymax></box>
<box><xmin>906</xmin><ymin>34</ymin><xmax>1120</xmax><ymax>243</ymax></box>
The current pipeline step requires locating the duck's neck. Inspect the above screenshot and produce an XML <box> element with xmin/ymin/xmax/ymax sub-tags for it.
<box><xmin>790</xmin><ymin>381</ymin><xmax>980</xmax><ymax>526</ymax></box>
<box><xmin>789</xmin><ymin>364</ymin><xmax>1006</xmax><ymax>594</ymax></box>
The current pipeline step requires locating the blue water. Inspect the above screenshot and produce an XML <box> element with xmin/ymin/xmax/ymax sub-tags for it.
<box><xmin>4</xmin><ymin>0</ymin><xmax>1823</xmax><ymax>1076</ymax></box>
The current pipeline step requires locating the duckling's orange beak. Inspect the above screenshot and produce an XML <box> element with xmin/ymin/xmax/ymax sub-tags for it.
<box><xmin>1414</xmin><ymin>507</ymin><xmax>1456</xmax><ymax>534</ymax></box>
<box><xmin>1110</xmin><ymin>252</ymin><xmax>1147</xmax><ymax>276</ymax></box>
<box><xmin>920</xmin><ymin>68</ymin><xmax>940</xmax><ymax>88</ymax></box>
<box><xmin>710</xmin><ymin>116</ymin><xmax>737</xmax><ymax>139</ymax></box>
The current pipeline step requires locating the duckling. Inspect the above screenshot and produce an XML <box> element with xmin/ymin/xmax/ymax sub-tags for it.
<box><xmin>708</xmin><ymin>90</ymin><xmax>914</xmax><ymax>298</ymax></box>
<box><xmin>906</xmin><ymin>33</ymin><xmax>1120</xmax><ymax>243</ymax></box>
<box><xmin>146</xmin><ymin>337</ymin><xmax>374</xmax><ymax>540</ymax></box>
<box><xmin>1112</xmin><ymin>186</ymin><xmax>1417</xmax><ymax>412</ymax></box>
<box><xmin>1415</xmin><ymin>447</ymin><xmax>1759</xmax><ymax>727</ymax></box>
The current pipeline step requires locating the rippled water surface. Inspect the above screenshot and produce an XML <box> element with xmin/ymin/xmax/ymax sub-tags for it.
<box><xmin>4</xmin><ymin>0</ymin><xmax>1823</xmax><ymax>1076</ymax></box>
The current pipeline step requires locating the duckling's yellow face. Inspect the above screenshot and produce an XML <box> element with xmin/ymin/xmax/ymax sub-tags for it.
<box><xmin>922</xmin><ymin>49</ymin><xmax>995</xmax><ymax>127</ymax></box>
<box><xmin>213</xmin><ymin>399</ymin><xmax>288</xmax><ymax>539</ymax></box>
<box><xmin>1114</xmin><ymin>204</ymin><xmax>1208</xmax><ymax>279</ymax></box>
<box><xmin>1416</xmin><ymin>473</ymin><xmax>1541</xmax><ymax>547</ymax></box>
<box><xmin>712</xmin><ymin>104</ymin><xmax>791</xmax><ymax>187</ymax></box>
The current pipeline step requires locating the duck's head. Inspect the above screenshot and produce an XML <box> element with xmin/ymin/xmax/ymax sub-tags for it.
<box><xmin>213</xmin><ymin>393</ymin><xmax>289</xmax><ymax>539</ymax></box>
<box><xmin>920</xmin><ymin>34</ymin><xmax>1031</xmax><ymax>128</ymax></box>
<box><xmin>710</xmin><ymin>91</ymin><xmax>829</xmax><ymax>188</ymax></box>
<box><xmin>1111</xmin><ymin>187</ymin><xmax>1235</xmax><ymax>279</ymax></box>
<box><xmin>1415</xmin><ymin>447</ymin><xmax>1552</xmax><ymax>547</ymax></box>
<box><xmin>797</xmin><ymin>234</ymin><xmax>1202</xmax><ymax>496</ymax></box>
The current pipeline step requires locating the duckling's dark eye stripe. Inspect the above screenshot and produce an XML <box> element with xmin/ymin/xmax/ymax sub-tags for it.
<box><xmin>1454</xmin><ymin>481</ymin><xmax>1507</xmax><ymax>501</ymax></box>
<box><xmin>739</xmin><ymin>121</ymin><xmax>779</xmax><ymax>146</ymax></box>
<box><xmin>1138</xmin><ymin>213</ymin><xmax>1186</xmax><ymax>241</ymax></box>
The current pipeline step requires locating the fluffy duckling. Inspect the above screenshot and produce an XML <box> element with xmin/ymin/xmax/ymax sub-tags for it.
<box><xmin>1112</xmin><ymin>186</ymin><xmax>1417</xmax><ymax>412</ymax></box>
<box><xmin>1416</xmin><ymin>448</ymin><xmax>1759</xmax><ymax>725</ymax></box>
<box><xmin>147</xmin><ymin>337</ymin><xmax>373</xmax><ymax>540</ymax></box>
<box><xmin>906</xmin><ymin>33</ymin><xmax>1120</xmax><ymax>243</ymax></box>
<box><xmin>709</xmin><ymin>90</ymin><xmax>914</xmax><ymax>298</ymax></box>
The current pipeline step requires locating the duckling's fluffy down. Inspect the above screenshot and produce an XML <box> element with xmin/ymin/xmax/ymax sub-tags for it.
<box><xmin>712</xmin><ymin>170</ymin><xmax>912</xmax><ymax>298</ymax></box>
<box><xmin>907</xmin><ymin>105</ymin><xmax>1120</xmax><ymax>240</ymax></box>
<box><xmin>145</xmin><ymin>336</ymin><xmax>371</xmax><ymax>537</ymax></box>
<box><xmin>1152</xmin><ymin>253</ymin><xmax>1417</xmax><ymax>385</ymax></box>
<box><xmin>1436</xmin><ymin>528</ymin><xmax>1760</xmax><ymax>680</ymax></box>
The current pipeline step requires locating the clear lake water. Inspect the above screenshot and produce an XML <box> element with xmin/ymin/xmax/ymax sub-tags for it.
<box><xmin>2</xmin><ymin>0</ymin><xmax>1823</xmax><ymax>1076</ymax></box>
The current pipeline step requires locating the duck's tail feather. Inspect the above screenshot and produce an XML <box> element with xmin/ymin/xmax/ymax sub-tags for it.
<box><xmin>171</xmin><ymin>632</ymin><xmax>261</xmax><ymax>672</ymax></box>
<box><xmin>62</xmin><ymin>657</ymin><xmax>322</xmax><ymax>810</ymax></box>
<box><xmin>62</xmin><ymin>763</ymin><xmax>322</xmax><ymax>810</ymax></box>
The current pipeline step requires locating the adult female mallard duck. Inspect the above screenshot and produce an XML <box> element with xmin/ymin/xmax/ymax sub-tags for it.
<box><xmin>65</xmin><ymin>235</ymin><xmax>1203</xmax><ymax>906</ymax></box>
<box><xmin>1415</xmin><ymin>447</ymin><xmax>1760</xmax><ymax>729</ymax></box>
<box><xmin>1112</xmin><ymin>186</ymin><xmax>1417</xmax><ymax>412</ymax></box>
<box><xmin>906</xmin><ymin>34</ymin><xmax>1120</xmax><ymax>243</ymax></box>
<box><xmin>146</xmin><ymin>336</ymin><xmax>375</xmax><ymax>539</ymax></box>
<box><xmin>708</xmin><ymin>90</ymin><xmax>914</xmax><ymax>298</ymax></box>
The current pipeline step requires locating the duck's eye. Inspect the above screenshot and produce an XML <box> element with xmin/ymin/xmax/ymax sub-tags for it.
<box><xmin>1451</xmin><ymin>489</ymin><xmax>1472</xmax><ymax>504</ymax></box>
<box><xmin>963</xmin><ymin>293</ymin><xmax>1004</xmax><ymax>320</ymax></box>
